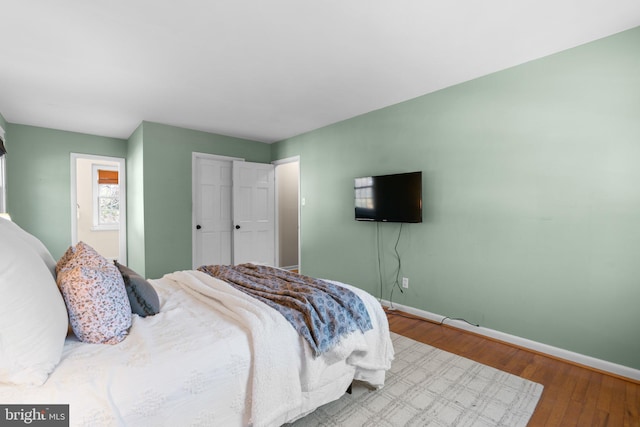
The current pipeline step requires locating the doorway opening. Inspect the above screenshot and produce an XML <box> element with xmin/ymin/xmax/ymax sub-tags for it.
<box><xmin>71</xmin><ymin>153</ymin><xmax>127</xmax><ymax>263</ymax></box>
<box><xmin>274</xmin><ymin>157</ymin><xmax>300</xmax><ymax>271</ymax></box>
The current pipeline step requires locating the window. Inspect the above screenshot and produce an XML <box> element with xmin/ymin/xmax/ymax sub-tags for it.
<box><xmin>92</xmin><ymin>165</ymin><xmax>120</xmax><ymax>230</ymax></box>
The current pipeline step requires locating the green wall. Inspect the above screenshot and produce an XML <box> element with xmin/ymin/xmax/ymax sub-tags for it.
<box><xmin>137</xmin><ymin>122</ymin><xmax>271</xmax><ymax>280</ymax></box>
<box><xmin>272</xmin><ymin>27</ymin><xmax>640</xmax><ymax>370</ymax></box>
<box><xmin>5</xmin><ymin>124</ymin><xmax>127</xmax><ymax>259</ymax></box>
<box><xmin>2</xmin><ymin>119</ymin><xmax>271</xmax><ymax>280</ymax></box>
<box><xmin>126</xmin><ymin>123</ymin><xmax>146</xmax><ymax>276</ymax></box>
<box><xmin>2</xmin><ymin>120</ymin><xmax>270</xmax><ymax>279</ymax></box>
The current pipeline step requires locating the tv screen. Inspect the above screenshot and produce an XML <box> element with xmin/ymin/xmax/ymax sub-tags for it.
<box><xmin>354</xmin><ymin>171</ymin><xmax>422</xmax><ymax>223</ymax></box>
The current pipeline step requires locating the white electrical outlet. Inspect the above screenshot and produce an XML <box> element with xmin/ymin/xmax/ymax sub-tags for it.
<box><xmin>402</xmin><ymin>277</ymin><xmax>409</xmax><ymax>288</ymax></box>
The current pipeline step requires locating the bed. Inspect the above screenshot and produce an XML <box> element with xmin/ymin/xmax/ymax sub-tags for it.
<box><xmin>0</xmin><ymin>218</ymin><xmax>394</xmax><ymax>427</ymax></box>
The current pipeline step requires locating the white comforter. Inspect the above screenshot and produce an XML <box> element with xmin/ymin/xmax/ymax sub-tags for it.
<box><xmin>0</xmin><ymin>271</ymin><xmax>394</xmax><ymax>427</ymax></box>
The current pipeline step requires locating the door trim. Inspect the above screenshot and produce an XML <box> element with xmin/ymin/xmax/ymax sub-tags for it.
<box><xmin>0</xmin><ymin>125</ymin><xmax>6</xmax><ymax>213</ymax></box>
<box><xmin>191</xmin><ymin>152</ymin><xmax>243</xmax><ymax>269</ymax></box>
<box><xmin>272</xmin><ymin>156</ymin><xmax>301</xmax><ymax>271</ymax></box>
<box><xmin>70</xmin><ymin>153</ymin><xmax>127</xmax><ymax>264</ymax></box>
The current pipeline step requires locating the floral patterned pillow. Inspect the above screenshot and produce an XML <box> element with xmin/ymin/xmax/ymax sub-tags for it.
<box><xmin>56</xmin><ymin>241</ymin><xmax>110</xmax><ymax>275</ymax></box>
<box><xmin>57</xmin><ymin>263</ymin><xmax>131</xmax><ymax>344</ymax></box>
<box><xmin>56</xmin><ymin>243</ymin><xmax>131</xmax><ymax>344</ymax></box>
<box><xmin>55</xmin><ymin>245</ymin><xmax>76</xmax><ymax>276</ymax></box>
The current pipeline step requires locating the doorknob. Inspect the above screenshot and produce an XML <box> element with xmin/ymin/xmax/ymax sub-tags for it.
<box><xmin>235</xmin><ymin>225</ymin><xmax>241</xmax><ymax>230</ymax></box>
<box><xmin>196</xmin><ymin>225</ymin><xmax>202</xmax><ymax>230</ymax></box>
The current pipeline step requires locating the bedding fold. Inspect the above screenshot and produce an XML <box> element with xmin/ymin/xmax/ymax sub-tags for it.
<box><xmin>198</xmin><ymin>263</ymin><xmax>372</xmax><ymax>356</ymax></box>
<box><xmin>164</xmin><ymin>270</ymin><xmax>303</xmax><ymax>427</ymax></box>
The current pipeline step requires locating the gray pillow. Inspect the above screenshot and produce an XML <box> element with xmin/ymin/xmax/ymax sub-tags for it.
<box><xmin>114</xmin><ymin>261</ymin><xmax>160</xmax><ymax>317</ymax></box>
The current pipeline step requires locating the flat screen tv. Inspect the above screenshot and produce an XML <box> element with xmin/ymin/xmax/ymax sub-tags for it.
<box><xmin>354</xmin><ymin>171</ymin><xmax>422</xmax><ymax>223</ymax></box>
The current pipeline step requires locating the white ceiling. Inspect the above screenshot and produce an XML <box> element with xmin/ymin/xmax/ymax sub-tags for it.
<box><xmin>1</xmin><ymin>1</ymin><xmax>639</xmax><ymax>143</ymax></box>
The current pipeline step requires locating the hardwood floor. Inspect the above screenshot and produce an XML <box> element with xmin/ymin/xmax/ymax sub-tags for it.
<box><xmin>386</xmin><ymin>309</ymin><xmax>640</xmax><ymax>427</ymax></box>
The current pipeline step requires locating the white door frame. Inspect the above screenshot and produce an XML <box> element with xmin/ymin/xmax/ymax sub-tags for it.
<box><xmin>0</xmin><ymin>125</ymin><xmax>6</xmax><ymax>213</ymax></box>
<box><xmin>272</xmin><ymin>155</ymin><xmax>301</xmax><ymax>271</ymax></box>
<box><xmin>70</xmin><ymin>153</ymin><xmax>127</xmax><ymax>263</ymax></box>
<box><xmin>191</xmin><ymin>152</ymin><xmax>243</xmax><ymax>269</ymax></box>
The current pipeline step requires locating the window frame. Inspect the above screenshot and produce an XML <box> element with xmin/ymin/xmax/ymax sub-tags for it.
<box><xmin>92</xmin><ymin>164</ymin><xmax>120</xmax><ymax>231</ymax></box>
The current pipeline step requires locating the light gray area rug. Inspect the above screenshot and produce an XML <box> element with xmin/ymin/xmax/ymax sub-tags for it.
<box><xmin>290</xmin><ymin>333</ymin><xmax>543</xmax><ymax>427</ymax></box>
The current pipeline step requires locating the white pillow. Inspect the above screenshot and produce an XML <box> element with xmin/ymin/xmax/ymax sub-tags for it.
<box><xmin>0</xmin><ymin>218</ymin><xmax>57</xmax><ymax>277</ymax></box>
<box><xmin>0</xmin><ymin>221</ymin><xmax>68</xmax><ymax>385</ymax></box>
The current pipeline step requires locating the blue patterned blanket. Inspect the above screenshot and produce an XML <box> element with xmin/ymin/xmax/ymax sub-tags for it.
<box><xmin>198</xmin><ymin>263</ymin><xmax>372</xmax><ymax>356</ymax></box>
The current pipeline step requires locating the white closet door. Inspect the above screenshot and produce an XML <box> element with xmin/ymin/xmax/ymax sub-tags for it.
<box><xmin>232</xmin><ymin>160</ymin><xmax>275</xmax><ymax>266</ymax></box>
<box><xmin>193</xmin><ymin>157</ymin><xmax>233</xmax><ymax>268</ymax></box>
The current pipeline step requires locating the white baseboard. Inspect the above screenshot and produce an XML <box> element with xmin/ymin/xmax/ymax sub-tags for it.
<box><xmin>381</xmin><ymin>299</ymin><xmax>640</xmax><ymax>383</ymax></box>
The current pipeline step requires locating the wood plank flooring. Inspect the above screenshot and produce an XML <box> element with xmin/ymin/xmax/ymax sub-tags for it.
<box><xmin>386</xmin><ymin>309</ymin><xmax>640</xmax><ymax>427</ymax></box>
